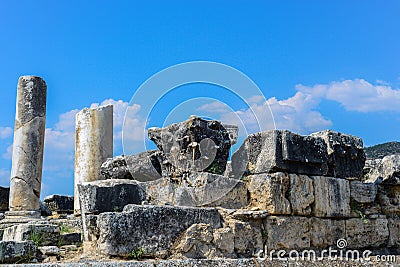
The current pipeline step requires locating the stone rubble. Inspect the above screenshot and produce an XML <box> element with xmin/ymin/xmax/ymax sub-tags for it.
<box><xmin>363</xmin><ymin>155</ymin><xmax>400</xmax><ymax>184</ymax></box>
<box><xmin>148</xmin><ymin>116</ymin><xmax>238</xmax><ymax>177</ymax></box>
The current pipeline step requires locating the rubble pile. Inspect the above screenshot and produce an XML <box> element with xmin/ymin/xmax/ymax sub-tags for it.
<box><xmin>1</xmin><ymin>76</ymin><xmax>399</xmax><ymax>266</ymax></box>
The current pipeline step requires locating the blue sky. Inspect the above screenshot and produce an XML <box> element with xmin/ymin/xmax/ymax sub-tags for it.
<box><xmin>0</xmin><ymin>1</ymin><xmax>399</xmax><ymax>197</ymax></box>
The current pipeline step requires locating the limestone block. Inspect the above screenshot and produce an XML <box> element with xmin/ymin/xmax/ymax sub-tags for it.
<box><xmin>0</xmin><ymin>240</ymin><xmax>36</xmax><ymax>263</ymax></box>
<box><xmin>172</xmin><ymin>223</ymin><xmax>215</xmax><ymax>259</ymax></box>
<box><xmin>74</xmin><ymin>104</ymin><xmax>113</xmax><ymax>213</ymax></box>
<box><xmin>44</xmin><ymin>195</ymin><xmax>74</xmax><ymax>214</ymax></box>
<box><xmin>143</xmin><ymin>173</ymin><xmax>247</xmax><ymax>209</ymax></box>
<box><xmin>313</xmin><ymin>176</ymin><xmax>351</xmax><ymax>218</ymax></box>
<box><xmin>388</xmin><ymin>217</ymin><xmax>400</xmax><ymax>247</ymax></box>
<box><xmin>39</xmin><ymin>202</ymin><xmax>52</xmax><ymax>216</ymax></box>
<box><xmin>97</xmin><ymin>205</ymin><xmax>221</xmax><ymax>256</ymax></box>
<box><xmin>309</xmin><ymin>218</ymin><xmax>345</xmax><ymax>248</ymax></box>
<box><xmin>247</xmin><ymin>173</ymin><xmax>291</xmax><ymax>215</ymax></box>
<box><xmin>78</xmin><ymin>179</ymin><xmax>146</xmax><ymax>214</ymax></box>
<box><xmin>9</xmin><ymin>76</ymin><xmax>47</xmax><ymax>215</ymax></box>
<box><xmin>289</xmin><ymin>174</ymin><xmax>314</xmax><ymax>215</ymax></box>
<box><xmin>345</xmin><ymin>217</ymin><xmax>389</xmax><ymax>249</ymax></box>
<box><xmin>350</xmin><ymin>181</ymin><xmax>377</xmax><ymax>203</ymax></box>
<box><xmin>266</xmin><ymin>216</ymin><xmax>310</xmax><ymax>250</ymax></box>
<box><xmin>231</xmin><ymin>220</ymin><xmax>263</xmax><ymax>257</ymax></box>
<box><xmin>101</xmin><ymin>151</ymin><xmax>163</xmax><ymax>182</ymax></box>
<box><xmin>231</xmin><ymin>130</ymin><xmax>328</xmax><ymax>178</ymax></box>
<box><xmin>377</xmin><ymin>185</ymin><xmax>400</xmax><ymax>215</ymax></box>
<box><xmin>2</xmin><ymin>223</ymin><xmax>60</xmax><ymax>246</ymax></box>
<box><xmin>60</xmin><ymin>233</ymin><xmax>81</xmax><ymax>245</ymax></box>
<box><xmin>311</xmin><ymin>130</ymin><xmax>366</xmax><ymax>179</ymax></box>
<box><xmin>213</xmin><ymin>227</ymin><xmax>235</xmax><ymax>256</ymax></box>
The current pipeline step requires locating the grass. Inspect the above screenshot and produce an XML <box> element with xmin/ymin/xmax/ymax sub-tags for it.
<box><xmin>29</xmin><ymin>227</ymin><xmax>44</xmax><ymax>246</ymax></box>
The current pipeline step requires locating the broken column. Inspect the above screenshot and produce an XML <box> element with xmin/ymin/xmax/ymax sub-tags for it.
<box><xmin>6</xmin><ymin>76</ymin><xmax>47</xmax><ymax>221</ymax></box>
<box><xmin>74</xmin><ymin>105</ymin><xmax>113</xmax><ymax>214</ymax></box>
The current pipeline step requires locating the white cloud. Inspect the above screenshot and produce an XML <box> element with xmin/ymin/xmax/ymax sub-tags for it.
<box><xmin>198</xmin><ymin>92</ymin><xmax>331</xmax><ymax>135</ymax></box>
<box><xmin>296</xmin><ymin>79</ymin><xmax>400</xmax><ymax>112</ymax></box>
<box><xmin>196</xmin><ymin>101</ymin><xmax>231</xmax><ymax>113</ymax></box>
<box><xmin>2</xmin><ymin>144</ymin><xmax>13</xmax><ymax>160</ymax></box>
<box><xmin>0</xmin><ymin>127</ymin><xmax>12</xmax><ymax>139</ymax></box>
<box><xmin>200</xmin><ymin>78</ymin><xmax>400</xmax><ymax>136</ymax></box>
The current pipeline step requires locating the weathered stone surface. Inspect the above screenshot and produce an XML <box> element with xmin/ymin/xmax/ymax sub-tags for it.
<box><xmin>311</xmin><ymin>130</ymin><xmax>366</xmax><ymax>179</ymax></box>
<box><xmin>377</xmin><ymin>185</ymin><xmax>400</xmax><ymax>215</ymax></box>
<box><xmin>1</xmin><ymin>258</ymin><xmax>399</xmax><ymax>267</ymax></box>
<box><xmin>39</xmin><ymin>246</ymin><xmax>59</xmax><ymax>256</ymax></box>
<box><xmin>97</xmin><ymin>204</ymin><xmax>221</xmax><ymax>256</ymax></box>
<box><xmin>85</xmin><ymin>214</ymin><xmax>99</xmax><ymax>242</ymax></box>
<box><xmin>266</xmin><ymin>216</ymin><xmax>310</xmax><ymax>250</ymax></box>
<box><xmin>350</xmin><ymin>181</ymin><xmax>377</xmax><ymax>203</ymax></box>
<box><xmin>388</xmin><ymin>217</ymin><xmax>400</xmax><ymax>247</ymax></box>
<box><xmin>78</xmin><ymin>179</ymin><xmax>146</xmax><ymax>214</ymax></box>
<box><xmin>231</xmin><ymin>130</ymin><xmax>328</xmax><ymax>178</ymax></box>
<box><xmin>345</xmin><ymin>217</ymin><xmax>389</xmax><ymax>248</ymax></box>
<box><xmin>289</xmin><ymin>174</ymin><xmax>314</xmax><ymax>215</ymax></box>
<box><xmin>313</xmin><ymin>176</ymin><xmax>350</xmax><ymax>218</ymax></box>
<box><xmin>60</xmin><ymin>233</ymin><xmax>81</xmax><ymax>245</ymax></box>
<box><xmin>247</xmin><ymin>173</ymin><xmax>291</xmax><ymax>215</ymax></box>
<box><xmin>148</xmin><ymin>116</ymin><xmax>236</xmax><ymax>177</ymax></box>
<box><xmin>101</xmin><ymin>151</ymin><xmax>163</xmax><ymax>182</ymax></box>
<box><xmin>0</xmin><ymin>240</ymin><xmax>36</xmax><ymax>263</ymax></box>
<box><xmin>143</xmin><ymin>173</ymin><xmax>247</xmax><ymax>209</ymax></box>
<box><xmin>40</xmin><ymin>202</ymin><xmax>52</xmax><ymax>216</ymax></box>
<box><xmin>231</xmin><ymin>210</ymin><xmax>268</xmax><ymax>220</ymax></box>
<box><xmin>172</xmin><ymin>223</ymin><xmax>216</xmax><ymax>259</ymax></box>
<box><xmin>0</xmin><ymin>186</ymin><xmax>9</xmax><ymax>211</ymax></box>
<box><xmin>230</xmin><ymin>220</ymin><xmax>263</xmax><ymax>257</ymax></box>
<box><xmin>74</xmin><ymin>104</ymin><xmax>113</xmax><ymax>213</ymax></box>
<box><xmin>363</xmin><ymin>155</ymin><xmax>400</xmax><ymax>184</ymax></box>
<box><xmin>213</xmin><ymin>227</ymin><xmax>235</xmax><ymax>256</ymax></box>
<box><xmin>8</xmin><ymin>76</ymin><xmax>47</xmax><ymax>218</ymax></box>
<box><xmin>2</xmin><ymin>223</ymin><xmax>60</xmax><ymax>246</ymax></box>
<box><xmin>309</xmin><ymin>218</ymin><xmax>345</xmax><ymax>248</ymax></box>
<box><xmin>44</xmin><ymin>195</ymin><xmax>74</xmax><ymax>214</ymax></box>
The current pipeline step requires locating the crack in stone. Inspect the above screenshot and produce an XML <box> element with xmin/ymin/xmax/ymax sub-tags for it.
<box><xmin>15</xmin><ymin>115</ymin><xmax>45</xmax><ymax>129</ymax></box>
<box><xmin>11</xmin><ymin>175</ymin><xmax>30</xmax><ymax>185</ymax></box>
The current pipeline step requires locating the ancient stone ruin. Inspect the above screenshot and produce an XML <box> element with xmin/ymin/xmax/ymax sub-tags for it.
<box><xmin>0</xmin><ymin>76</ymin><xmax>400</xmax><ymax>266</ymax></box>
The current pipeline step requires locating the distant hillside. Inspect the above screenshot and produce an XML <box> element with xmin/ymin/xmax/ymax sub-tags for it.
<box><xmin>364</xmin><ymin>141</ymin><xmax>400</xmax><ymax>159</ymax></box>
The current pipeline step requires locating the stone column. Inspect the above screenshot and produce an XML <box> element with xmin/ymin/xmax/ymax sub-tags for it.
<box><xmin>6</xmin><ymin>76</ymin><xmax>47</xmax><ymax>221</ymax></box>
<box><xmin>74</xmin><ymin>105</ymin><xmax>113</xmax><ymax>214</ymax></box>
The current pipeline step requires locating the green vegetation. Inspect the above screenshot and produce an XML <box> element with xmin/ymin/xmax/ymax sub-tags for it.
<box><xmin>29</xmin><ymin>227</ymin><xmax>44</xmax><ymax>246</ymax></box>
<box><xmin>207</xmin><ymin>162</ymin><xmax>224</xmax><ymax>175</ymax></box>
<box><xmin>350</xmin><ymin>200</ymin><xmax>368</xmax><ymax>224</ymax></box>
<box><xmin>365</xmin><ymin>141</ymin><xmax>400</xmax><ymax>159</ymax></box>
<box><xmin>129</xmin><ymin>247</ymin><xmax>144</xmax><ymax>260</ymax></box>
<box><xmin>60</xmin><ymin>224</ymin><xmax>73</xmax><ymax>234</ymax></box>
